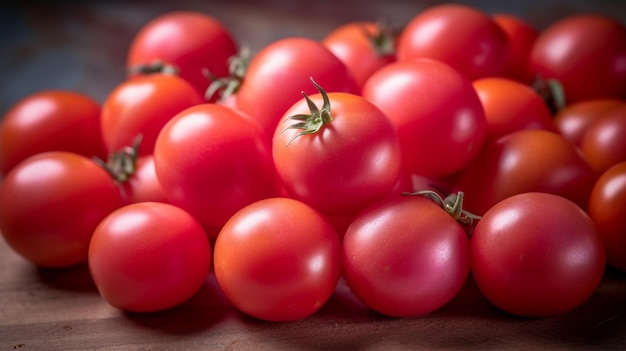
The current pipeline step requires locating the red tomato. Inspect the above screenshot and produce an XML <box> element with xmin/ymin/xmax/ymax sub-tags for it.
<box><xmin>127</xmin><ymin>11</ymin><xmax>238</xmax><ymax>98</ymax></box>
<box><xmin>342</xmin><ymin>194</ymin><xmax>470</xmax><ymax>317</ymax></box>
<box><xmin>397</xmin><ymin>4</ymin><xmax>509</xmax><ymax>80</ymax></box>
<box><xmin>100</xmin><ymin>73</ymin><xmax>203</xmax><ymax>156</ymax></box>
<box><xmin>472</xmin><ymin>77</ymin><xmax>557</xmax><ymax>141</ymax></box>
<box><xmin>89</xmin><ymin>202</ymin><xmax>211</xmax><ymax>312</ymax></box>
<box><xmin>530</xmin><ymin>14</ymin><xmax>626</xmax><ymax>104</ymax></box>
<box><xmin>492</xmin><ymin>13</ymin><xmax>539</xmax><ymax>84</ymax></box>
<box><xmin>235</xmin><ymin>37</ymin><xmax>358</xmax><ymax>138</ymax></box>
<box><xmin>554</xmin><ymin>98</ymin><xmax>625</xmax><ymax>146</ymax></box>
<box><xmin>154</xmin><ymin>103</ymin><xmax>281</xmax><ymax>237</ymax></box>
<box><xmin>362</xmin><ymin>58</ymin><xmax>487</xmax><ymax>177</ymax></box>
<box><xmin>472</xmin><ymin>192</ymin><xmax>605</xmax><ymax>317</ymax></box>
<box><xmin>322</xmin><ymin>21</ymin><xmax>397</xmax><ymax>90</ymax></box>
<box><xmin>580</xmin><ymin>104</ymin><xmax>626</xmax><ymax>175</ymax></box>
<box><xmin>588</xmin><ymin>162</ymin><xmax>626</xmax><ymax>271</ymax></box>
<box><xmin>0</xmin><ymin>152</ymin><xmax>124</xmax><ymax>268</ymax></box>
<box><xmin>0</xmin><ymin>90</ymin><xmax>106</xmax><ymax>176</ymax></box>
<box><xmin>214</xmin><ymin>197</ymin><xmax>341</xmax><ymax>322</ymax></box>
<box><xmin>272</xmin><ymin>80</ymin><xmax>401</xmax><ymax>216</ymax></box>
<box><xmin>454</xmin><ymin>129</ymin><xmax>596</xmax><ymax>215</ymax></box>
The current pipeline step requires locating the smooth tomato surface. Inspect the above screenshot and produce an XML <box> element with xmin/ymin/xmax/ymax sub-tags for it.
<box><xmin>580</xmin><ymin>104</ymin><xmax>626</xmax><ymax>176</ymax></box>
<box><xmin>554</xmin><ymin>98</ymin><xmax>625</xmax><ymax>146</ymax></box>
<box><xmin>492</xmin><ymin>13</ymin><xmax>539</xmax><ymax>84</ymax></box>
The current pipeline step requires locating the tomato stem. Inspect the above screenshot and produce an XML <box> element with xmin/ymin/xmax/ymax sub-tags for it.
<box><xmin>404</xmin><ymin>190</ymin><xmax>482</xmax><ymax>229</ymax></box>
<box><xmin>93</xmin><ymin>134</ymin><xmax>142</xmax><ymax>184</ymax></box>
<box><xmin>361</xmin><ymin>19</ymin><xmax>401</xmax><ymax>58</ymax></box>
<box><xmin>204</xmin><ymin>46</ymin><xmax>252</xmax><ymax>101</ymax></box>
<box><xmin>128</xmin><ymin>59</ymin><xmax>179</xmax><ymax>76</ymax></box>
<box><xmin>531</xmin><ymin>75</ymin><xmax>566</xmax><ymax>115</ymax></box>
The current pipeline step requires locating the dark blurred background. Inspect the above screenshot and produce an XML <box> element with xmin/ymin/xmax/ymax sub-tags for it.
<box><xmin>1</xmin><ymin>0</ymin><xmax>625</xmax><ymax>115</ymax></box>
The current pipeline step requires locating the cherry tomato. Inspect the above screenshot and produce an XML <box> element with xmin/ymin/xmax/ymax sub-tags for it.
<box><xmin>554</xmin><ymin>98</ymin><xmax>625</xmax><ymax>146</ymax></box>
<box><xmin>0</xmin><ymin>90</ymin><xmax>106</xmax><ymax>176</ymax></box>
<box><xmin>154</xmin><ymin>103</ymin><xmax>281</xmax><ymax>237</ymax></box>
<box><xmin>472</xmin><ymin>192</ymin><xmax>605</xmax><ymax>317</ymax></box>
<box><xmin>397</xmin><ymin>4</ymin><xmax>509</xmax><ymax>80</ymax></box>
<box><xmin>472</xmin><ymin>77</ymin><xmax>557</xmax><ymax>141</ymax></box>
<box><xmin>127</xmin><ymin>11</ymin><xmax>238</xmax><ymax>98</ymax></box>
<box><xmin>530</xmin><ymin>14</ymin><xmax>626</xmax><ymax>104</ymax></box>
<box><xmin>100</xmin><ymin>73</ymin><xmax>203</xmax><ymax>157</ymax></box>
<box><xmin>342</xmin><ymin>194</ymin><xmax>470</xmax><ymax>318</ymax></box>
<box><xmin>89</xmin><ymin>202</ymin><xmax>211</xmax><ymax>312</ymax></box>
<box><xmin>272</xmin><ymin>80</ymin><xmax>401</xmax><ymax>217</ymax></box>
<box><xmin>454</xmin><ymin>129</ymin><xmax>596</xmax><ymax>215</ymax></box>
<box><xmin>588</xmin><ymin>162</ymin><xmax>626</xmax><ymax>272</ymax></box>
<box><xmin>0</xmin><ymin>151</ymin><xmax>124</xmax><ymax>268</ymax></box>
<box><xmin>235</xmin><ymin>37</ymin><xmax>358</xmax><ymax>138</ymax></box>
<box><xmin>580</xmin><ymin>104</ymin><xmax>626</xmax><ymax>175</ymax></box>
<box><xmin>214</xmin><ymin>197</ymin><xmax>341</xmax><ymax>322</ymax></box>
<box><xmin>362</xmin><ymin>58</ymin><xmax>487</xmax><ymax>177</ymax></box>
<box><xmin>492</xmin><ymin>13</ymin><xmax>539</xmax><ymax>84</ymax></box>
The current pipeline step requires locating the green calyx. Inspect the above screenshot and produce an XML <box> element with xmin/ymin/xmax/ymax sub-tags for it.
<box><xmin>128</xmin><ymin>59</ymin><xmax>179</xmax><ymax>76</ymax></box>
<box><xmin>281</xmin><ymin>77</ymin><xmax>333</xmax><ymax>147</ymax></box>
<box><xmin>93</xmin><ymin>135</ymin><xmax>142</xmax><ymax>184</ymax></box>
<box><xmin>404</xmin><ymin>190</ymin><xmax>482</xmax><ymax>229</ymax></box>
<box><xmin>204</xmin><ymin>46</ymin><xmax>251</xmax><ymax>101</ymax></box>
<box><xmin>531</xmin><ymin>75</ymin><xmax>566</xmax><ymax>115</ymax></box>
<box><xmin>362</xmin><ymin>19</ymin><xmax>401</xmax><ymax>58</ymax></box>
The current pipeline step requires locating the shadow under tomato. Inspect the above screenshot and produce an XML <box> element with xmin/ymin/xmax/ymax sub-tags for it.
<box><xmin>34</xmin><ymin>262</ymin><xmax>100</xmax><ymax>294</ymax></box>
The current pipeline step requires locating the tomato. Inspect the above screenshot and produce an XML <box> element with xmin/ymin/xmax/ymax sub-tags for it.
<box><xmin>214</xmin><ymin>197</ymin><xmax>341</xmax><ymax>322</ymax></box>
<box><xmin>362</xmin><ymin>58</ymin><xmax>487</xmax><ymax>177</ymax></box>
<box><xmin>472</xmin><ymin>77</ymin><xmax>557</xmax><ymax>141</ymax></box>
<box><xmin>454</xmin><ymin>129</ymin><xmax>596</xmax><ymax>215</ymax></box>
<box><xmin>127</xmin><ymin>11</ymin><xmax>238</xmax><ymax>98</ymax></box>
<box><xmin>472</xmin><ymin>192</ymin><xmax>605</xmax><ymax>317</ymax></box>
<box><xmin>154</xmin><ymin>103</ymin><xmax>280</xmax><ymax>237</ymax></box>
<box><xmin>396</xmin><ymin>4</ymin><xmax>509</xmax><ymax>80</ymax></box>
<box><xmin>100</xmin><ymin>73</ymin><xmax>203</xmax><ymax>157</ymax></box>
<box><xmin>580</xmin><ymin>104</ymin><xmax>626</xmax><ymax>175</ymax></box>
<box><xmin>530</xmin><ymin>14</ymin><xmax>626</xmax><ymax>104</ymax></box>
<box><xmin>0</xmin><ymin>90</ymin><xmax>106</xmax><ymax>176</ymax></box>
<box><xmin>272</xmin><ymin>80</ymin><xmax>401</xmax><ymax>216</ymax></box>
<box><xmin>322</xmin><ymin>21</ymin><xmax>397</xmax><ymax>90</ymax></box>
<box><xmin>0</xmin><ymin>151</ymin><xmax>124</xmax><ymax>268</ymax></box>
<box><xmin>235</xmin><ymin>37</ymin><xmax>358</xmax><ymax>138</ymax></box>
<box><xmin>588</xmin><ymin>162</ymin><xmax>626</xmax><ymax>272</ymax></box>
<box><xmin>89</xmin><ymin>202</ymin><xmax>211</xmax><ymax>312</ymax></box>
<box><xmin>554</xmin><ymin>98</ymin><xmax>625</xmax><ymax>146</ymax></box>
<box><xmin>492</xmin><ymin>13</ymin><xmax>539</xmax><ymax>84</ymax></box>
<box><xmin>342</xmin><ymin>194</ymin><xmax>470</xmax><ymax>318</ymax></box>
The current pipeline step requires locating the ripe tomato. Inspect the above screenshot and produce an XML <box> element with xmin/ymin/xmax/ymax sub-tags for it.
<box><xmin>588</xmin><ymin>162</ymin><xmax>626</xmax><ymax>272</ymax></box>
<box><xmin>0</xmin><ymin>90</ymin><xmax>106</xmax><ymax>176</ymax></box>
<box><xmin>530</xmin><ymin>14</ymin><xmax>626</xmax><ymax>104</ymax></box>
<box><xmin>472</xmin><ymin>77</ymin><xmax>557</xmax><ymax>141</ymax></box>
<box><xmin>214</xmin><ymin>197</ymin><xmax>341</xmax><ymax>322</ymax></box>
<box><xmin>471</xmin><ymin>192</ymin><xmax>605</xmax><ymax>317</ymax></box>
<box><xmin>322</xmin><ymin>21</ymin><xmax>397</xmax><ymax>90</ymax></box>
<box><xmin>272</xmin><ymin>80</ymin><xmax>401</xmax><ymax>216</ymax></box>
<box><xmin>454</xmin><ymin>129</ymin><xmax>596</xmax><ymax>215</ymax></box>
<box><xmin>127</xmin><ymin>11</ymin><xmax>238</xmax><ymax>98</ymax></box>
<box><xmin>397</xmin><ymin>4</ymin><xmax>509</xmax><ymax>80</ymax></box>
<box><xmin>362</xmin><ymin>58</ymin><xmax>487</xmax><ymax>177</ymax></box>
<box><xmin>0</xmin><ymin>151</ymin><xmax>124</xmax><ymax>268</ymax></box>
<box><xmin>553</xmin><ymin>98</ymin><xmax>625</xmax><ymax>146</ymax></box>
<box><xmin>100</xmin><ymin>73</ymin><xmax>203</xmax><ymax>157</ymax></box>
<box><xmin>580</xmin><ymin>104</ymin><xmax>626</xmax><ymax>175</ymax></box>
<box><xmin>235</xmin><ymin>37</ymin><xmax>358</xmax><ymax>138</ymax></box>
<box><xmin>342</xmin><ymin>194</ymin><xmax>470</xmax><ymax>318</ymax></box>
<box><xmin>89</xmin><ymin>202</ymin><xmax>211</xmax><ymax>312</ymax></box>
<box><xmin>154</xmin><ymin>103</ymin><xmax>281</xmax><ymax>237</ymax></box>
<box><xmin>492</xmin><ymin>13</ymin><xmax>539</xmax><ymax>84</ymax></box>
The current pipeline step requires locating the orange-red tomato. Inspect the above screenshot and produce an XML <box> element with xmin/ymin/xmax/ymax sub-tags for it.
<box><xmin>554</xmin><ymin>98</ymin><xmax>625</xmax><ymax>146</ymax></box>
<box><xmin>580</xmin><ymin>104</ymin><xmax>626</xmax><ymax>175</ymax></box>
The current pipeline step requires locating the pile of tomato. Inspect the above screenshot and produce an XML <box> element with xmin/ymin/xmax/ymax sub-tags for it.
<box><xmin>1</xmin><ymin>3</ymin><xmax>625</xmax><ymax>322</ymax></box>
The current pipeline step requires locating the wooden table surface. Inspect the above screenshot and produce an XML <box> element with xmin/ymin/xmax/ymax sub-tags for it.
<box><xmin>2</xmin><ymin>1</ymin><xmax>626</xmax><ymax>350</ymax></box>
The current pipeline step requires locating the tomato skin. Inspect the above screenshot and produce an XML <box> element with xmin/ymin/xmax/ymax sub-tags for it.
<box><xmin>127</xmin><ymin>11</ymin><xmax>238</xmax><ymax>98</ymax></box>
<box><xmin>89</xmin><ymin>202</ymin><xmax>211</xmax><ymax>312</ymax></box>
<box><xmin>214</xmin><ymin>197</ymin><xmax>341</xmax><ymax>322</ymax></box>
<box><xmin>235</xmin><ymin>37</ymin><xmax>358</xmax><ymax>138</ymax></box>
<box><xmin>154</xmin><ymin>103</ymin><xmax>281</xmax><ymax>236</ymax></box>
<box><xmin>454</xmin><ymin>129</ymin><xmax>596</xmax><ymax>216</ymax></box>
<box><xmin>120</xmin><ymin>155</ymin><xmax>168</xmax><ymax>204</ymax></box>
<box><xmin>580</xmin><ymin>104</ymin><xmax>626</xmax><ymax>176</ymax></box>
<box><xmin>492</xmin><ymin>13</ymin><xmax>539</xmax><ymax>84</ymax></box>
<box><xmin>472</xmin><ymin>77</ymin><xmax>557</xmax><ymax>141</ymax></box>
<box><xmin>530</xmin><ymin>14</ymin><xmax>626</xmax><ymax>104</ymax></box>
<box><xmin>471</xmin><ymin>192</ymin><xmax>605</xmax><ymax>317</ymax></box>
<box><xmin>0</xmin><ymin>90</ymin><xmax>106</xmax><ymax>176</ymax></box>
<box><xmin>554</xmin><ymin>99</ymin><xmax>625</xmax><ymax>146</ymax></box>
<box><xmin>362</xmin><ymin>58</ymin><xmax>487</xmax><ymax>177</ymax></box>
<box><xmin>588</xmin><ymin>162</ymin><xmax>626</xmax><ymax>271</ymax></box>
<box><xmin>0</xmin><ymin>152</ymin><xmax>124</xmax><ymax>268</ymax></box>
<box><xmin>343</xmin><ymin>195</ymin><xmax>470</xmax><ymax>318</ymax></box>
<box><xmin>397</xmin><ymin>4</ymin><xmax>509</xmax><ymax>80</ymax></box>
<box><xmin>101</xmin><ymin>73</ymin><xmax>203</xmax><ymax>157</ymax></box>
<box><xmin>272</xmin><ymin>92</ymin><xmax>401</xmax><ymax>217</ymax></box>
